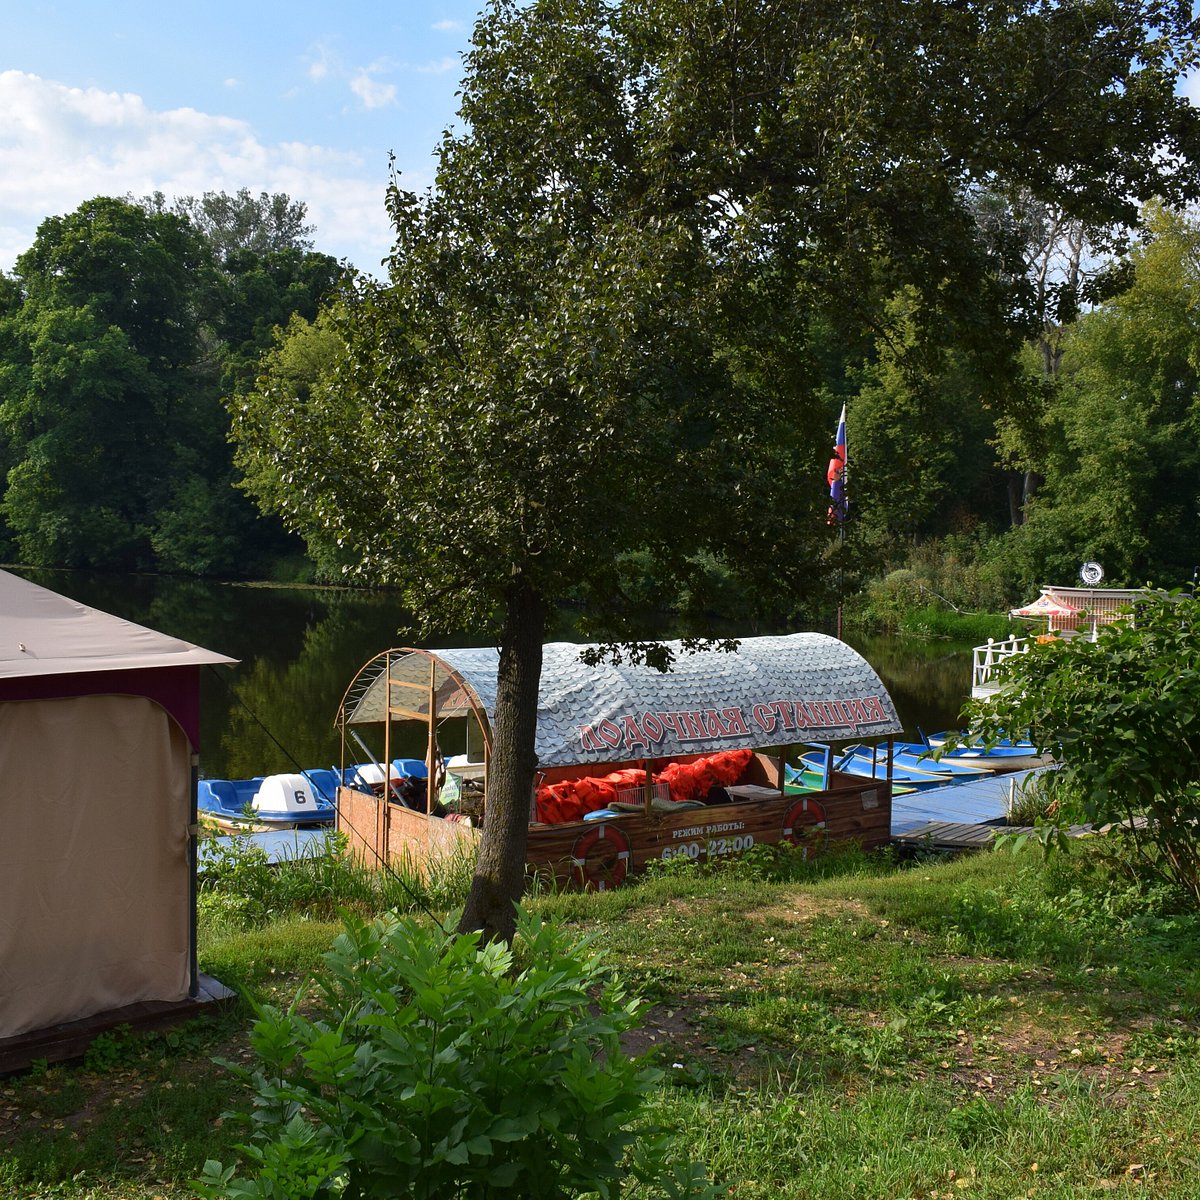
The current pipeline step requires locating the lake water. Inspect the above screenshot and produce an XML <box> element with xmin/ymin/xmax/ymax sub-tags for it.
<box><xmin>12</xmin><ymin>569</ymin><xmax>976</xmax><ymax>780</ymax></box>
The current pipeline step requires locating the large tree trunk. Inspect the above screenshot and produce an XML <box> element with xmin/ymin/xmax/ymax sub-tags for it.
<box><xmin>458</xmin><ymin>574</ymin><xmax>547</xmax><ymax>942</ymax></box>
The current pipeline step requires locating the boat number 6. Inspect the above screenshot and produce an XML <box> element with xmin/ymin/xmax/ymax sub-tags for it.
<box><xmin>294</xmin><ymin>790</ymin><xmax>307</xmax><ymax>805</ymax></box>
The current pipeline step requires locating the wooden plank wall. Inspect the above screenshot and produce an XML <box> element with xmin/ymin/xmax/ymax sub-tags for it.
<box><xmin>339</xmin><ymin>767</ymin><xmax>890</xmax><ymax>890</ymax></box>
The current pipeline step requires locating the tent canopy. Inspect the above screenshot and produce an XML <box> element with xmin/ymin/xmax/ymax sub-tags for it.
<box><xmin>339</xmin><ymin>633</ymin><xmax>902</xmax><ymax>769</ymax></box>
<box><xmin>0</xmin><ymin>570</ymin><xmax>236</xmax><ymax>1042</ymax></box>
<box><xmin>0</xmin><ymin>569</ymin><xmax>235</xmax><ymax>679</ymax></box>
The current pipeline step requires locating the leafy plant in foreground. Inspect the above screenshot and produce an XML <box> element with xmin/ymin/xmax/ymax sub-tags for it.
<box><xmin>196</xmin><ymin>908</ymin><xmax>721</xmax><ymax>1199</ymax></box>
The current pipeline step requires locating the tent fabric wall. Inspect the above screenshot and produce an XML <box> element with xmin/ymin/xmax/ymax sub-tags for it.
<box><xmin>0</xmin><ymin>694</ymin><xmax>190</xmax><ymax>1038</ymax></box>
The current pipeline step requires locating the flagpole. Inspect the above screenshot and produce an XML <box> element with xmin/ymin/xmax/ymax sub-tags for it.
<box><xmin>839</xmin><ymin>412</ymin><xmax>847</xmax><ymax>641</ymax></box>
<box><xmin>827</xmin><ymin>404</ymin><xmax>848</xmax><ymax>639</ymax></box>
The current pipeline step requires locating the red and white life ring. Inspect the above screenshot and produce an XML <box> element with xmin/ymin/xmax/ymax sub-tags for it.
<box><xmin>571</xmin><ymin>824</ymin><xmax>631</xmax><ymax>891</ymax></box>
<box><xmin>782</xmin><ymin>796</ymin><xmax>828</xmax><ymax>857</ymax></box>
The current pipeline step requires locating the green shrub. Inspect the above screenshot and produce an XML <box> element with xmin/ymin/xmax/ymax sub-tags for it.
<box><xmin>966</xmin><ymin>590</ymin><xmax>1200</xmax><ymax>904</ymax></box>
<box><xmin>849</xmin><ymin>531</ymin><xmax>1019</xmax><ymax>637</ymax></box>
<box><xmin>196</xmin><ymin>909</ymin><xmax>721</xmax><ymax>1199</ymax></box>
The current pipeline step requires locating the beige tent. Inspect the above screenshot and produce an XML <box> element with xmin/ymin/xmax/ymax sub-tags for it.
<box><xmin>0</xmin><ymin>570</ymin><xmax>235</xmax><ymax>1057</ymax></box>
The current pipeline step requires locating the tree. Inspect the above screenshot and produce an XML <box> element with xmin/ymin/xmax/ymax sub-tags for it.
<box><xmin>234</xmin><ymin>0</ymin><xmax>1200</xmax><ymax>941</ymax></box>
<box><xmin>842</xmin><ymin>291</ymin><xmax>1005</xmax><ymax>547</ymax></box>
<box><xmin>964</xmin><ymin>592</ymin><xmax>1200</xmax><ymax>905</ymax></box>
<box><xmin>212</xmin><ymin>246</ymin><xmax>343</xmax><ymax>394</ymax></box>
<box><xmin>166</xmin><ymin>190</ymin><xmax>343</xmax><ymax>570</ymax></box>
<box><xmin>233</xmin><ymin>309</ymin><xmax>354</xmax><ymax>579</ymax></box>
<box><xmin>168</xmin><ymin>188</ymin><xmax>315</xmax><ymax>259</ymax></box>
<box><xmin>0</xmin><ymin>191</ymin><xmax>344</xmax><ymax>575</ymax></box>
<box><xmin>1002</xmin><ymin>203</ymin><xmax>1200</xmax><ymax>587</ymax></box>
<box><xmin>0</xmin><ymin>198</ymin><xmax>208</xmax><ymax>567</ymax></box>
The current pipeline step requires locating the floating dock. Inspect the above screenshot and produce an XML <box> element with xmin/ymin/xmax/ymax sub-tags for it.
<box><xmin>199</xmin><ymin>827</ymin><xmax>332</xmax><ymax>866</ymax></box>
<box><xmin>888</xmin><ymin>764</ymin><xmax>1094</xmax><ymax>853</ymax></box>
<box><xmin>890</xmin><ymin>766</ymin><xmax>1046</xmax><ymax>836</ymax></box>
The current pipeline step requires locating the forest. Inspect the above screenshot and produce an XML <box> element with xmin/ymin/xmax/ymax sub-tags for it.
<box><xmin>0</xmin><ymin>190</ymin><xmax>342</xmax><ymax>580</ymax></box>
<box><xmin>2</xmin><ymin>1</ymin><xmax>1200</xmax><ymax>636</ymax></box>
<box><xmin>2</xmin><ymin>188</ymin><xmax>1197</xmax><ymax>621</ymax></box>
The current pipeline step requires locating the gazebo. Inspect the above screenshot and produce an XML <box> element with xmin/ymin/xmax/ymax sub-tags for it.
<box><xmin>0</xmin><ymin>570</ymin><xmax>236</xmax><ymax>1070</ymax></box>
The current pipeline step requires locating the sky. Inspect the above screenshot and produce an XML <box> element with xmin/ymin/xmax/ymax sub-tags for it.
<box><xmin>6</xmin><ymin>5</ymin><xmax>1200</xmax><ymax>280</ymax></box>
<box><xmin>1</xmin><ymin>1</ymin><xmax>486</xmax><ymax>276</ymax></box>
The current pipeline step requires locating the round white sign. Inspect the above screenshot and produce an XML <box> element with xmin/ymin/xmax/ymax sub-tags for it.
<box><xmin>1079</xmin><ymin>561</ymin><xmax>1104</xmax><ymax>586</ymax></box>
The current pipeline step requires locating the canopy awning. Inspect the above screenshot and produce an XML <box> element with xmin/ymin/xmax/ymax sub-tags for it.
<box><xmin>338</xmin><ymin>633</ymin><xmax>902</xmax><ymax>769</ymax></box>
<box><xmin>0</xmin><ymin>569</ymin><xmax>236</xmax><ymax>679</ymax></box>
<box><xmin>1010</xmin><ymin>592</ymin><xmax>1081</xmax><ymax>619</ymax></box>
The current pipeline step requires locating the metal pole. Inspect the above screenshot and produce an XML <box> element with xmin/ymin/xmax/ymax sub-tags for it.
<box><xmin>188</xmin><ymin>752</ymin><xmax>199</xmax><ymax>998</ymax></box>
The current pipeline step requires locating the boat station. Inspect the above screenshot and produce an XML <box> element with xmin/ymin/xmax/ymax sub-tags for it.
<box><xmin>334</xmin><ymin>633</ymin><xmax>904</xmax><ymax>888</ymax></box>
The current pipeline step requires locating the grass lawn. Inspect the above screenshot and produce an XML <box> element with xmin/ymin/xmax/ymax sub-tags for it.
<box><xmin>2</xmin><ymin>841</ymin><xmax>1199</xmax><ymax>1198</ymax></box>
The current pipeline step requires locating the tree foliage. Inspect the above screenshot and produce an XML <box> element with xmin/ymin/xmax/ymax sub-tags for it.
<box><xmin>0</xmin><ymin>192</ymin><xmax>340</xmax><ymax>574</ymax></box>
<box><xmin>1001</xmin><ymin>203</ymin><xmax>1200</xmax><ymax>589</ymax></box>
<box><xmin>233</xmin><ymin>309</ymin><xmax>352</xmax><ymax>579</ymax></box>
<box><xmin>232</xmin><ymin>0</ymin><xmax>1200</xmax><ymax>938</ymax></box>
<box><xmin>0</xmin><ymin>199</ymin><xmax>204</xmax><ymax>567</ymax></box>
<box><xmin>841</xmin><ymin>292</ymin><xmax>1005</xmax><ymax>547</ymax></box>
<box><xmin>964</xmin><ymin>592</ymin><xmax>1200</xmax><ymax>905</ymax></box>
<box><xmin>169</xmin><ymin>188</ymin><xmax>316</xmax><ymax>259</ymax></box>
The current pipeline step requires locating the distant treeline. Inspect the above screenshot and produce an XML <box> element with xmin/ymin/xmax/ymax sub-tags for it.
<box><xmin>2</xmin><ymin>192</ymin><xmax>1198</xmax><ymax>606</ymax></box>
<box><xmin>0</xmin><ymin>191</ymin><xmax>342</xmax><ymax>579</ymax></box>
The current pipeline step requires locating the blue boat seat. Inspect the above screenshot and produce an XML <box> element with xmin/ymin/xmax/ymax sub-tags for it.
<box><xmin>202</xmin><ymin>779</ymin><xmax>241</xmax><ymax>814</ymax></box>
<box><xmin>392</xmin><ymin>758</ymin><xmax>428</xmax><ymax>779</ymax></box>
<box><xmin>339</xmin><ymin>766</ymin><xmax>374</xmax><ymax>793</ymax></box>
<box><xmin>302</xmin><ymin>768</ymin><xmax>339</xmax><ymax>804</ymax></box>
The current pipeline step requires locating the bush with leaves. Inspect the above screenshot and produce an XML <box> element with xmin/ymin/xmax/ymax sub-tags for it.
<box><xmin>196</xmin><ymin>908</ymin><xmax>721</xmax><ymax>1199</ymax></box>
<box><xmin>963</xmin><ymin>590</ymin><xmax>1200</xmax><ymax>905</ymax></box>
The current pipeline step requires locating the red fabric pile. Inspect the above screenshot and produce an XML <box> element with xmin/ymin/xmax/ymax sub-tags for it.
<box><xmin>533</xmin><ymin>749</ymin><xmax>752</xmax><ymax>825</ymax></box>
<box><xmin>658</xmin><ymin>748</ymin><xmax>752</xmax><ymax>801</ymax></box>
<box><xmin>534</xmin><ymin>766</ymin><xmax>641</xmax><ymax>825</ymax></box>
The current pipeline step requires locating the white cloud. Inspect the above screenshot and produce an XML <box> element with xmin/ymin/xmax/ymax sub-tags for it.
<box><xmin>0</xmin><ymin>70</ymin><xmax>396</xmax><ymax>275</ymax></box>
<box><xmin>432</xmin><ymin>19</ymin><xmax>465</xmax><ymax>32</ymax></box>
<box><xmin>224</xmin><ymin>77</ymin><xmax>239</xmax><ymax>89</ymax></box>
<box><xmin>307</xmin><ymin>44</ymin><xmax>334</xmax><ymax>83</ymax></box>
<box><xmin>410</xmin><ymin>56</ymin><xmax>459</xmax><ymax>76</ymax></box>
<box><xmin>350</xmin><ymin>68</ymin><xmax>397</xmax><ymax>109</ymax></box>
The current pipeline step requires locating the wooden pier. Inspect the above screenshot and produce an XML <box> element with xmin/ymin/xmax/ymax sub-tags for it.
<box><xmin>890</xmin><ymin>766</ymin><xmax>1047</xmax><ymax>833</ymax></box>
<box><xmin>893</xmin><ymin>820</ymin><xmax>1091</xmax><ymax>853</ymax></box>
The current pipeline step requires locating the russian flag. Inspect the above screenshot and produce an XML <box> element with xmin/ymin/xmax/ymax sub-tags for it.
<box><xmin>827</xmin><ymin>404</ymin><xmax>847</xmax><ymax>525</ymax></box>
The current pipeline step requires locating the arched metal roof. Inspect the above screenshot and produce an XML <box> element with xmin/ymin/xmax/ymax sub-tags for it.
<box><xmin>338</xmin><ymin>633</ymin><xmax>901</xmax><ymax>770</ymax></box>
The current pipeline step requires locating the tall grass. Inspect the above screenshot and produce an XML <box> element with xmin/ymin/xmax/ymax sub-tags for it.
<box><xmin>894</xmin><ymin>603</ymin><xmax>1012</xmax><ymax>642</ymax></box>
<box><xmin>196</xmin><ymin>830</ymin><xmax>475</xmax><ymax>933</ymax></box>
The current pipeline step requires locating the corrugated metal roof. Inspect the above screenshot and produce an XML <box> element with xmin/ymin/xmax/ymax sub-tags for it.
<box><xmin>0</xmin><ymin>570</ymin><xmax>236</xmax><ymax>679</ymax></box>
<box><xmin>340</xmin><ymin>633</ymin><xmax>901</xmax><ymax>769</ymax></box>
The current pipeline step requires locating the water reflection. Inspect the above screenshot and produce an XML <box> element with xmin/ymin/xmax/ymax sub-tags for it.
<box><xmin>846</xmin><ymin>633</ymin><xmax>975</xmax><ymax>740</ymax></box>
<box><xmin>10</xmin><ymin>569</ymin><xmax>976</xmax><ymax>778</ymax></box>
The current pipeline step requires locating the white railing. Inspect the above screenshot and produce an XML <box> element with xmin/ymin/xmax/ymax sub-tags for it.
<box><xmin>972</xmin><ymin>635</ymin><xmax>1029</xmax><ymax>696</ymax></box>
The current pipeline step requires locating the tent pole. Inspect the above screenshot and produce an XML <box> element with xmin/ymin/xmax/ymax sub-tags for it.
<box><xmin>383</xmin><ymin>651</ymin><xmax>392</xmax><ymax>796</ymax></box>
<box><xmin>188</xmin><ymin>751</ymin><xmax>199</xmax><ymax>998</ymax></box>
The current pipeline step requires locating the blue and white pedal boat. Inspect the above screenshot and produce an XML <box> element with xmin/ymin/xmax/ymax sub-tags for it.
<box><xmin>197</xmin><ymin>769</ymin><xmax>340</xmax><ymax>832</ymax></box>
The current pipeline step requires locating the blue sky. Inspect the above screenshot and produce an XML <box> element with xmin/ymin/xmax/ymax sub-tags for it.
<box><xmin>2</xmin><ymin>2</ymin><xmax>485</xmax><ymax>275</ymax></box>
<box><xmin>5</xmin><ymin>5</ymin><xmax>1200</xmax><ymax>279</ymax></box>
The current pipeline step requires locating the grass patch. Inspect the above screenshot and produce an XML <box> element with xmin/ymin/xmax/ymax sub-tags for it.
<box><xmin>4</xmin><ymin>839</ymin><xmax>1200</xmax><ymax>1197</ymax></box>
